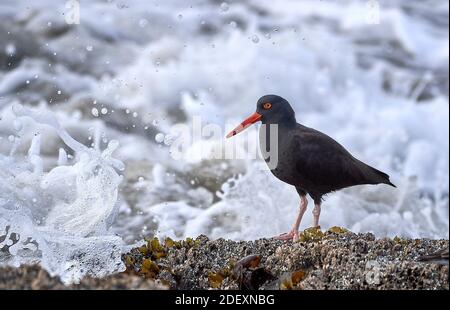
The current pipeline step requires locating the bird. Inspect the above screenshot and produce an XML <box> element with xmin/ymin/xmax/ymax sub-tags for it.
<box><xmin>226</xmin><ymin>94</ymin><xmax>395</xmax><ymax>241</ymax></box>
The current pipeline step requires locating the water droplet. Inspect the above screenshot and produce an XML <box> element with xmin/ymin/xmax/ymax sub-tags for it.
<box><xmin>125</xmin><ymin>109</ymin><xmax>130</xmax><ymax>114</ymax></box>
<box><xmin>220</xmin><ymin>2</ymin><xmax>229</xmax><ymax>12</ymax></box>
<box><xmin>138</xmin><ymin>176</ymin><xmax>144</xmax><ymax>182</ymax></box>
<box><xmin>116</xmin><ymin>3</ymin><xmax>128</xmax><ymax>9</ymax></box>
<box><xmin>177</xmin><ymin>14</ymin><xmax>183</xmax><ymax>19</ymax></box>
<box><xmin>251</xmin><ymin>35</ymin><xmax>260</xmax><ymax>43</ymax></box>
<box><xmin>86</xmin><ymin>45</ymin><xmax>93</xmax><ymax>52</ymax></box>
<box><xmin>265</xmin><ymin>33</ymin><xmax>271</xmax><ymax>39</ymax></box>
<box><xmin>229</xmin><ymin>21</ymin><xmax>237</xmax><ymax>28</ymax></box>
<box><xmin>5</xmin><ymin>43</ymin><xmax>16</xmax><ymax>55</ymax></box>
<box><xmin>25</xmin><ymin>80</ymin><xmax>30</xmax><ymax>84</ymax></box>
<box><xmin>47</xmin><ymin>21</ymin><xmax>52</xmax><ymax>27</ymax></box>
<box><xmin>91</xmin><ymin>108</ymin><xmax>99</xmax><ymax>117</ymax></box>
<box><xmin>101</xmin><ymin>107</ymin><xmax>108</xmax><ymax>115</ymax></box>
<box><xmin>13</xmin><ymin>120</ymin><xmax>22</xmax><ymax>131</ymax></box>
<box><xmin>139</xmin><ymin>18</ymin><xmax>148</xmax><ymax>27</ymax></box>
<box><xmin>155</xmin><ymin>133</ymin><xmax>164</xmax><ymax>143</ymax></box>
<box><xmin>8</xmin><ymin>135</ymin><xmax>15</xmax><ymax>142</ymax></box>
<box><xmin>163</xmin><ymin>134</ymin><xmax>174</xmax><ymax>146</ymax></box>
<box><xmin>57</xmin><ymin>90</ymin><xmax>62</xmax><ymax>95</ymax></box>
<box><xmin>152</xmin><ymin>119</ymin><xmax>159</xmax><ymax>126</ymax></box>
<box><xmin>132</xmin><ymin>112</ymin><xmax>138</xmax><ymax>118</ymax></box>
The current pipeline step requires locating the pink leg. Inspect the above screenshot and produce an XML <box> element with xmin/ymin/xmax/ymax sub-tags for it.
<box><xmin>274</xmin><ymin>195</ymin><xmax>308</xmax><ymax>241</ymax></box>
<box><xmin>313</xmin><ymin>203</ymin><xmax>321</xmax><ymax>227</ymax></box>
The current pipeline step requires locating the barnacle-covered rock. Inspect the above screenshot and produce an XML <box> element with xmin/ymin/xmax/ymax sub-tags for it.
<box><xmin>2</xmin><ymin>232</ymin><xmax>447</xmax><ymax>290</ymax></box>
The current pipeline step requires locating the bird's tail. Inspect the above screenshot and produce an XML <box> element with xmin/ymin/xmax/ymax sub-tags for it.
<box><xmin>355</xmin><ymin>158</ymin><xmax>396</xmax><ymax>187</ymax></box>
<box><xmin>369</xmin><ymin>166</ymin><xmax>396</xmax><ymax>188</ymax></box>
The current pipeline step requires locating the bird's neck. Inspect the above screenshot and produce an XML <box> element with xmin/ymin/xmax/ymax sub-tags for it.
<box><xmin>262</xmin><ymin>114</ymin><xmax>297</xmax><ymax>129</ymax></box>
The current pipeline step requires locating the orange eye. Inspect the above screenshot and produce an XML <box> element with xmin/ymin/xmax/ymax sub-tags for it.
<box><xmin>263</xmin><ymin>103</ymin><xmax>272</xmax><ymax>110</ymax></box>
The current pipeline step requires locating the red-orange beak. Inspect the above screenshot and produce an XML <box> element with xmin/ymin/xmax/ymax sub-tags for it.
<box><xmin>226</xmin><ymin>112</ymin><xmax>262</xmax><ymax>138</ymax></box>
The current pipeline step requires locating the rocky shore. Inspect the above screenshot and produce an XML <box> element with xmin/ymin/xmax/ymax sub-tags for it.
<box><xmin>1</xmin><ymin>228</ymin><xmax>448</xmax><ymax>290</ymax></box>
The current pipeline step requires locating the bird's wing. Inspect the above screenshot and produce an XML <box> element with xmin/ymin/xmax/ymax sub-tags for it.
<box><xmin>290</xmin><ymin>126</ymin><xmax>387</xmax><ymax>192</ymax></box>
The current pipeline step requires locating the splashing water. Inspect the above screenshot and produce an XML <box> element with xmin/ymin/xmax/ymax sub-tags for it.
<box><xmin>0</xmin><ymin>104</ymin><xmax>125</xmax><ymax>284</ymax></box>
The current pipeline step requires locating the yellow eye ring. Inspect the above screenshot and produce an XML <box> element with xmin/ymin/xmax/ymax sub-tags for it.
<box><xmin>263</xmin><ymin>102</ymin><xmax>272</xmax><ymax>110</ymax></box>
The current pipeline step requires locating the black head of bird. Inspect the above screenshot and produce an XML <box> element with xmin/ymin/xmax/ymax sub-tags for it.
<box><xmin>226</xmin><ymin>95</ymin><xmax>296</xmax><ymax>138</ymax></box>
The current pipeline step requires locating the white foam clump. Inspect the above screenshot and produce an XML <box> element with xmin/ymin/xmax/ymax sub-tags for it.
<box><xmin>0</xmin><ymin>104</ymin><xmax>125</xmax><ymax>284</ymax></box>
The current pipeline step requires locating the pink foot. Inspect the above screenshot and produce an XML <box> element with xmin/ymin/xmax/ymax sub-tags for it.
<box><xmin>273</xmin><ymin>230</ymin><xmax>299</xmax><ymax>242</ymax></box>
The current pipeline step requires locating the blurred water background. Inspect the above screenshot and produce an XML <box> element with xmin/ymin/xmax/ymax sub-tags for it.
<box><xmin>0</xmin><ymin>0</ymin><xmax>448</xmax><ymax>282</ymax></box>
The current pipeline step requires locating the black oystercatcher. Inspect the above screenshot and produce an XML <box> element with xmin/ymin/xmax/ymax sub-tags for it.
<box><xmin>226</xmin><ymin>95</ymin><xmax>395</xmax><ymax>241</ymax></box>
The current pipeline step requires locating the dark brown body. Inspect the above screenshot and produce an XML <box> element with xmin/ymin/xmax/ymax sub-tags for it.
<box><xmin>260</xmin><ymin>121</ymin><xmax>395</xmax><ymax>203</ymax></box>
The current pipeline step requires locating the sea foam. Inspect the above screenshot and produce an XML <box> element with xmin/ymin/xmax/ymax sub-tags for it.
<box><xmin>0</xmin><ymin>104</ymin><xmax>125</xmax><ymax>284</ymax></box>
